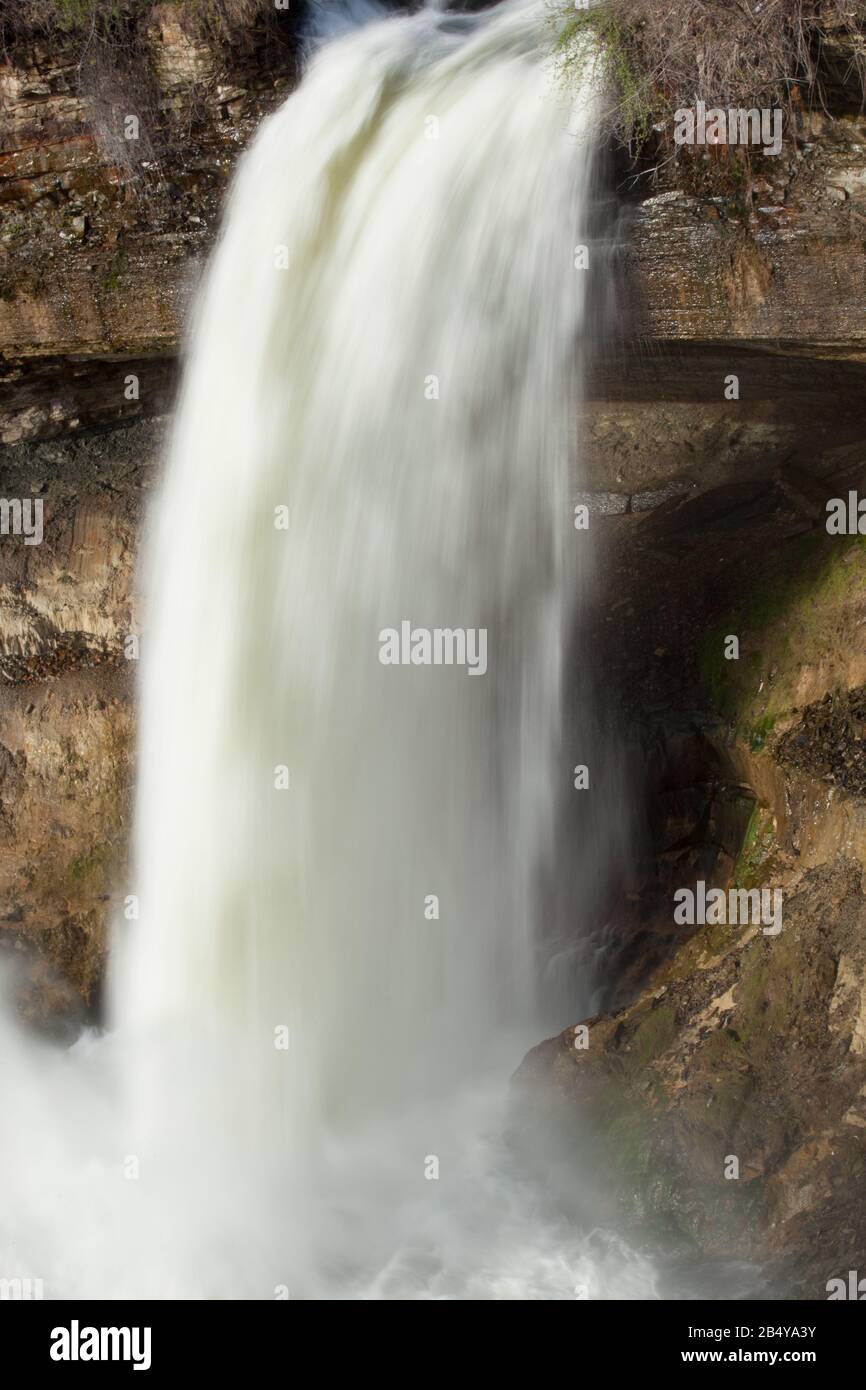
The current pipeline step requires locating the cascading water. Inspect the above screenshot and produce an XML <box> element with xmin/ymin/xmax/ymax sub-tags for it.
<box><xmin>0</xmin><ymin>0</ymin><xmax>657</xmax><ymax>1299</ymax></box>
<box><xmin>131</xmin><ymin>0</ymin><xmax>590</xmax><ymax>1137</ymax></box>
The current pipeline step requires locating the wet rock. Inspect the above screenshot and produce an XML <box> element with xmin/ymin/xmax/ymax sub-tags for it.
<box><xmin>513</xmin><ymin>859</ymin><xmax>866</xmax><ymax>1293</ymax></box>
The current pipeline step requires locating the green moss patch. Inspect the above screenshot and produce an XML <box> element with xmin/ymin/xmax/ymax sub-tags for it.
<box><xmin>733</xmin><ymin>804</ymin><xmax>777</xmax><ymax>889</ymax></box>
<box><xmin>697</xmin><ymin>534</ymin><xmax>866</xmax><ymax>741</ymax></box>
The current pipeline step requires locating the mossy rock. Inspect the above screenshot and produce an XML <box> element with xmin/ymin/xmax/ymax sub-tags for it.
<box><xmin>698</xmin><ymin>533</ymin><xmax>866</xmax><ymax>740</ymax></box>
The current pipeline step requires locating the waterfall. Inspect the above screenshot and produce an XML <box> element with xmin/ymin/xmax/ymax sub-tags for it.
<box><xmin>0</xmin><ymin>0</ymin><xmax>657</xmax><ymax>1299</ymax></box>
<box><xmin>128</xmin><ymin>0</ymin><xmax>592</xmax><ymax>1139</ymax></box>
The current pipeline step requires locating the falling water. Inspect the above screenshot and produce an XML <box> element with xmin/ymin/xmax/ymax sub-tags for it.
<box><xmin>0</xmin><ymin>0</ymin><xmax>658</xmax><ymax>1299</ymax></box>
<box><xmin>130</xmin><ymin>0</ymin><xmax>593</xmax><ymax>1136</ymax></box>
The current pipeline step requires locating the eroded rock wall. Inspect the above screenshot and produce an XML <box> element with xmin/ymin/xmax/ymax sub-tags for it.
<box><xmin>0</xmin><ymin>420</ymin><xmax>160</xmax><ymax>1030</ymax></box>
<box><xmin>515</xmin><ymin>448</ymin><xmax>866</xmax><ymax>1298</ymax></box>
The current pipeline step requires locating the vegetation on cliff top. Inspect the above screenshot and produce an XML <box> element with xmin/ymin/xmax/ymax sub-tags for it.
<box><xmin>0</xmin><ymin>0</ymin><xmax>293</xmax><ymax>54</ymax></box>
<box><xmin>552</xmin><ymin>0</ymin><xmax>866</xmax><ymax>164</ymax></box>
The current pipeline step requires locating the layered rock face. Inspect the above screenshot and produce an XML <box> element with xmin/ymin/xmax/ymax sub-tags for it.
<box><xmin>523</xmin><ymin>291</ymin><xmax>866</xmax><ymax>1295</ymax></box>
<box><xmin>518</xmin><ymin>35</ymin><xmax>866</xmax><ymax>1290</ymax></box>
<box><xmin>0</xmin><ymin>423</ymin><xmax>156</xmax><ymax>1033</ymax></box>
<box><xmin>0</xmin><ymin>2</ymin><xmax>302</xmax><ymax>440</ymax></box>
<box><xmin>0</xmin><ymin>3</ymin><xmax>301</xmax><ymax>1026</ymax></box>
<box><xmin>514</xmin><ymin>509</ymin><xmax>866</xmax><ymax>1296</ymax></box>
<box><xmin>1</xmin><ymin>0</ymin><xmax>866</xmax><ymax>1291</ymax></box>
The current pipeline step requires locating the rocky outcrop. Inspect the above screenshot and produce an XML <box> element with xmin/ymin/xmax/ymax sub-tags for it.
<box><xmin>625</xmin><ymin>110</ymin><xmax>866</xmax><ymax>354</ymax></box>
<box><xmin>0</xmin><ymin>420</ymin><xmax>160</xmax><ymax>1027</ymax></box>
<box><xmin>514</xmin><ymin>449</ymin><xmax>866</xmax><ymax>1297</ymax></box>
<box><xmin>0</xmin><ymin>423</ymin><xmax>149</xmax><ymax>672</ymax></box>
<box><xmin>0</xmin><ymin>2</ymin><xmax>303</xmax><ymax>439</ymax></box>
<box><xmin>513</xmin><ymin>834</ymin><xmax>866</xmax><ymax>1297</ymax></box>
<box><xmin>0</xmin><ymin>664</ymin><xmax>133</xmax><ymax>1034</ymax></box>
<box><xmin>2</xmin><ymin>5</ymin><xmax>866</xmax><ymax>444</ymax></box>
